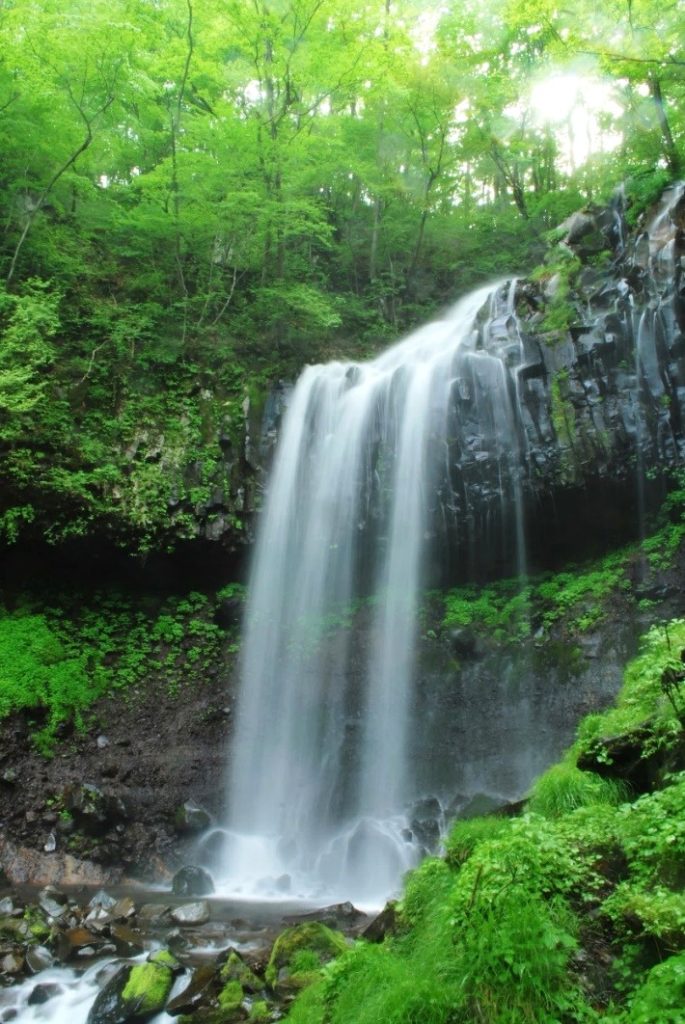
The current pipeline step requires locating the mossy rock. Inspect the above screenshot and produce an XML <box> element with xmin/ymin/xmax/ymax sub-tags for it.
<box><xmin>248</xmin><ymin>1000</ymin><xmax>271</xmax><ymax>1022</ymax></box>
<box><xmin>148</xmin><ymin>948</ymin><xmax>181</xmax><ymax>971</ymax></box>
<box><xmin>218</xmin><ymin>979</ymin><xmax>244</xmax><ymax>1011</ymax></box>
<box><xmin>220</xmin><ymin>949</ymin><xmax>264</xmax><ymax>993</ymax></box>
<box><xmin>265</xmin><ymin>922</ymin><xmax>348</xmax><ymax>991</ymax></box>
<box><xmin>87</xmin><ymin>960</ymin><xmax>174</xmax><ymax>1024</ymax></box>
<box><xmin>121</xmin><ymin>960</ymin><xmax>175</xmax><ymax>1017</ymax></box>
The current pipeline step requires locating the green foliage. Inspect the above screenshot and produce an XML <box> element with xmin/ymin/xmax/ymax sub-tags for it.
<box><xmin>443</xmin><ymin>815</ymin><xmax>512</xmax><ymax>868</ymax></box>
<box><xmin>442</xmin><ymin>580</ymin><xmax>532</xmax><ymax>643</ymax></box>
<box><xmin>0</xmin><ymin>611</ymin><xmax>95</xmax><ymax>752</ymax></box>
<box><xmin>575</xmin><ymin>619</ymin><xmax>685</xmax><ymax>760</ymax></box>
<box><xmin>0</xmin><ymin>279</ymin><xmax>60</xmax><ymax>419</ymax></box>
<box><xmin>624</xmin><ymin>169</ymin><xmax>676</xmax><ymax>226</ymax></box>
<box><xmin>0</xmin><ymin>583</ymin><xmax>238</xmax><ymax>750</ymax></box>
<box><xmin>628</xmin><ymin>951</ymin><xmax>685</xmax><ymax>1022</ymax></box>
<box><xmin>0</xmin><ymin>0</ymin><xmax>679</xmax><ymax>555</ymax></box>
<box><xmin>442</xmin><ymin>547</ymin><xmax>630</xmax><ymax>643</ymax></box>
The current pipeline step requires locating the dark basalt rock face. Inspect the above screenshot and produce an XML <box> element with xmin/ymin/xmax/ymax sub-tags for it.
<box><xmin>426</xmin><ymin>182</ymin><xmax>685</xmax><ymax>579</ymax></box>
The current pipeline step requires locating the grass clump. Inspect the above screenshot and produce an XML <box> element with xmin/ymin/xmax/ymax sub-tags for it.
<box><xmin>528</xmin><ymin>762</ymin><xmax>628</xmax><ymax>818</ymax></box>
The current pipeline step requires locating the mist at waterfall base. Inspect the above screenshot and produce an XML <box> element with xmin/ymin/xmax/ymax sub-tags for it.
<box><xmin>203</xmin><ymin>281</ymin><xmax>535</xmax><ymax>906</ymax></box>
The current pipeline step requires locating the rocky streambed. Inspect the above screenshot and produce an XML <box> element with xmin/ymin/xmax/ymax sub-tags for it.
<box><xmin>0</xmin><ymin>876</ymin><xmax>373</xmax><ymax>1023</ymax></box>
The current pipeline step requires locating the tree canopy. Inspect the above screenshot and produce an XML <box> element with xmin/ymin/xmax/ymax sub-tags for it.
<box><xmin>0</xmin><ymin>0</ymin><xmax>682</xmax><ymax>548</ymax></box>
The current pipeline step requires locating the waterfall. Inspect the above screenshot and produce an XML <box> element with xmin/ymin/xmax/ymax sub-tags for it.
<box><xmin>210</xmin><ymin>281</ymin><xmax>528</xmax><ymax>904</ymax></box>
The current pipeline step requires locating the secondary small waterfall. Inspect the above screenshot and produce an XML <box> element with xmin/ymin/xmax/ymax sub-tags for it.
<box><xmin>213</xmin><ymin>281</ymin><xmax>529</xmax><ymax>903</ymax></box>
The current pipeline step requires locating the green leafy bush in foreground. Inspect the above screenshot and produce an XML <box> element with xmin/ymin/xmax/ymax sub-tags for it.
<box><xmin>286</xmin><ymin>620</ymin><xmax>685</xmax><ymax>1023</ymax></box>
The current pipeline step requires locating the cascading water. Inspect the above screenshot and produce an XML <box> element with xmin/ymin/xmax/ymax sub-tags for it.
<box><xmin>210</xmin><ymin>282</ymin><xmax>529</xmax><ymax>904</ymax></box>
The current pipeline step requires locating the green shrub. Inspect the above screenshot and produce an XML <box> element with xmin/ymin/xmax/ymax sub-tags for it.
<box><xmin>0</xmin><ymin>611</ymin><xmax>95</xmax><ymax>750</ymax></box>
<box><xmin>628</xmin><ymin>950</ymin><xmax>685</xmax><ymax>1022</ymax></box>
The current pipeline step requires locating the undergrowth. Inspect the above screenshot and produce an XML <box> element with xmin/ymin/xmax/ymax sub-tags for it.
<box><xmin>442</xmin><ymin>546</ymin><xmax>630</xmax><ymax>642</ymax></box>
<box><xmin>0</xmin><ymin>586</ymin><xmax>243</xmax><ymax>754</ymax></box>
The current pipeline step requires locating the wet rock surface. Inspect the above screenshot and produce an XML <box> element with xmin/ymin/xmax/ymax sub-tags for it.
<box><xmin>0</xmin><ymin>884</ymin><xmax>368</xmax><ymax>1023</ymax></box>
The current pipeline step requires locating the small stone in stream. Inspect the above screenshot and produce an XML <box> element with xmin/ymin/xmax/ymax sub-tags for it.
<box><xmin>148</xmin><ymin>949</ymin><xmax>182</xmax><ymax>972</ymax></box>
<box><xmin>110</xmin><ymin>923</ymin><xmax>145</xmax><ymax>957</ymax></box>
<box><xmin>89</xmin><ymin>890</ymin><xmax>116</xmax><ymax>911</ymax></box>
<box><xmin>111</xmin><ymin>897</ymin><xmax>136</xmax><ymax>920</ymax></box>
<box><xmin>55</xmin><ymin>927</ymin><xmax>101</xmax><ymax>962</ymax></box>
<box><xmin>41</xmin><ymin>885</ymin><xmax>67</xmax><ymax>905</ymax></box>
<box><xmin>166</xmin><ymin>928</ymin><xmax>190</xmax><ymax>954</ymax></box>
<box><xmin>0</xmin><ymin>916</ymin><xmax>30</xmax><ymax>941</ymax></box>
<box><xmin>2</xmin><ymin>1010</ymin><xmax>18</xmax><ymax>1021</ymax></box>
<box><xmin>174</xmin><ymin>800</ymin><xmax>211</xmax><ymax>834</ymax></box>
<box><xmin>43</xmin><ymin>832</ymin><xmax>57</xmax><ymax>853</ymax></box>
<box><xmin>138</xmin><ymin>904</ymin><xmax>171</xmax><ymax>925</ymax></box>
<box><xmin>1</xmin><ymin>953</ymin><xmax>23</xmax><ymax>974</ymax></box>
<box><xmin>38</xmin><ymin>892</ymin><xmax>68</xmax><ymax>920</ymax></box>
<box><xmin>171</xmin><ymin>865</ymin><xmax>215</xmax><ymax>897</ymax></box>
<box><xmin>85</xmin><ymin>908</ymin><xmax>112</xmax><ymax>929</ymax></box>
<box><xmin>26</xmin><ymin>946</ymin><xmax>54</xmax><ymax>974</ymax></box>
<box><xmin>76</xmin><ymin>946</ymin><xmax>98</xmax><ymax>958</ymax></box>
<box><xmin>28</xmin><ymin>983</ymin><xmax>61</xmax><ymax>1006</ymax></box>
<box><xmin>171</xmin><ymin>901</ymin><xmax>210</xmax><ymax>926</ymax></box>
<box><xmin>166</xmin><ymin>962</ymin><xmax>218</xmax><ymax>1015</ymax></box>
<box><xmin>0</xmin><ymin>898</ymin><xmax>13</xmax><ymax>915</ymax></box>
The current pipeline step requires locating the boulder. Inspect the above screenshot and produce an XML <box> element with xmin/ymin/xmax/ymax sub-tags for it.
<box><xmin>265</xmin><ymin>922</ymin><xmax>348</xmax><ymax>992</ymax></box>
<box><xmin>26</xmin><ymin>945</ymin><xmax>54</xmax><ymax>973</ymax></box>
<box><xmin>166</xmin><ymin>963</ymin><xmax>219</xmax><ymax>1016</ymax></box>
<box><xmin>110</xmin><ymin>923</ymin><xmax>145</xmax><ymax>957</ymax></box>
<box><xmin>409</xmin><ymin>797</ymin><xmax>443</xmax><ymax>850</ymax></box>
<box><xmin>28</xmin><ymin>982</ymin><xmax>61</xmax><ymax>1005</ymax></box>
<box><xmin>171</xmin><ymin>901</ymin><xmax>210</xmax><ymax>927</ymax></box>
<box><xmin>171</xmin><ymin>865</ymin><xmax>215</xmax><ymax>897</ymax></box>
<box><xmin>55</xmin><ymin>927</ymin><xmax>103</xmax><ymax>963</ymax></box>
<box><xmin>61</xmin><ymin>784</ymin><xmax>127</xmax><ymax>837</ymax></box>
<box><xmin>0</xmin><ymin>952</ymin><xmax>23</xmax><ymax>975</ymax></box>
<box><xmin>87</xmin><ymin>957</ymin><xmax>174</xmax><ymax>1024</ymax></box>
<box><xmin>174</xmin><ymin>801</ymin><xmax>211</xmax><ymax>835</ymax></box>
<box><xmin>218</xmin><ymin>949</ymin><xmax>263</xmax><ymax>994</ymax></box>
<box><xmin>362</xmin><ymin>901</ymin><xmax>399</xmax><ymax>944</ymax></box>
